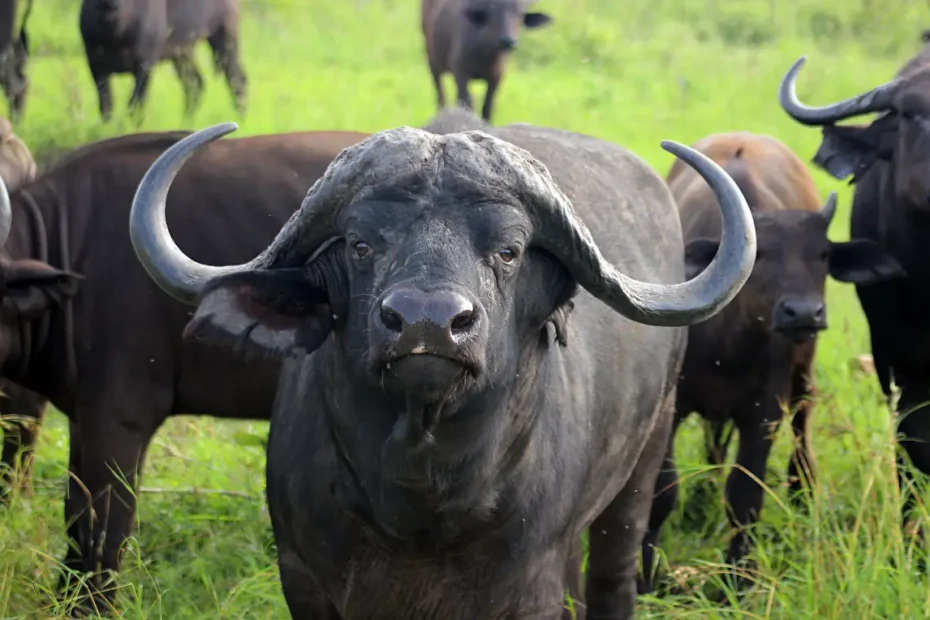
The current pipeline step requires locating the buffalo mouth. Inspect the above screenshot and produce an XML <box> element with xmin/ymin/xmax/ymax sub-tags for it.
<box><xmin>775</xmin><ymin>325</ymin><xmax>824</xmax><ymax>344</ymax></box>
<box><xmin>381</xmin><ymin>353</ymin><xmax>478</xmax><ymax>399</ymax></box>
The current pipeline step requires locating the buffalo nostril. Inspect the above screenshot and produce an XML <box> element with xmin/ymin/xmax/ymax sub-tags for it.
<box><xmin>782</xmin><ymin>305</ymin><xmax>796</xmax><ymax>318</ymax></box>
<box><xmin>499</xmin><ymin>36</ymin><xmax>517</xmax><ymax>50</ymax></box>
<box><xmin>814</xmin><ymin>305</ymin><xmax>825</xmax><ymax>321</ymax></box>
<box><xmin>380</xmin><ymin>305</ymin><xmax>404</xmax><ymax>333</ymax></box>
<box><xmin>450</xmin><ymin>308</ymin><xmax>476</xmax><ymax>334</ymax></box>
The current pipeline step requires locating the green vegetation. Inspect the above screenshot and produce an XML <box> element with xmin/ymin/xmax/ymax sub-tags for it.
<box><xmin>1</xmin><ymin>0</ymin><xmax>928</xmax><ymax>617</ymax></box>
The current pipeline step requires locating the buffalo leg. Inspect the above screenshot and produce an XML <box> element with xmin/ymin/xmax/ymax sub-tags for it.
<box><xmin>208</xmin><ymin>29</ymin><xmax>248</xmax><ymax>117</ymax></box>
<box><xmin>638</xmin><ymin>417</ymin><xmax>681</xmax><ymax>595</ymax></box>
<box><xmin>722</xmin><ymin>411</ymin><xmax>780</xmax><ymax>591</ymax></box>
<box><xmin>787</xmin><ymin>365</ymin><xmax>816</xmax><ymax>505</ymax></box>
<box><xmin>454</xmin><ymin>74</ymin><xmax>473</xmax><ymax>112</ymax></box>
<box><xmin>480</xmin><ymin>74</ymin><xmax>501</xmax><ymax>122</ymax></box>
<box><xmin>170</xmin><ymin>53</ymin><xmax>205</xmax><ymax>120</ymax></box>
<box><xmin>894</xmin><ymin>378</ymin><xmax>930</xmax><ymax>545</ymax></box>
<box><xmin>586</xmin><ymin>395</ymin><xmax>674</xmax><ymax>618</ymax></box>
<box><xmin>127</xmin><ymin>66</ymin><xmax>152</xmax><ymax>123</ymax></box>
<box><xmin>0</xmin><ymin>382</ymin><xmax>47</xmax><ymax>502</ymax></box>
<box><xmin>278</xmin><ymin>550</ymin><xmax>341</xmax><ymax>619</ymax></box>
<box><xmin>563</xmin><ymin>537</ymin><xmax>586</xmax><ymax>620</ymax></box>
<box><xmin>88</xmin><ymin>63</ymin><xmax>113</xmax><ymax>122</ymax></box>
<box><xmin>59</xmin><ymin>414</ymin><xmax>159</xmax><ymax>613</ymax></box>
<box><xmin>430</xmin><ymin>65</ymin><xmax>446</xmax><ymax>110</ymax></box>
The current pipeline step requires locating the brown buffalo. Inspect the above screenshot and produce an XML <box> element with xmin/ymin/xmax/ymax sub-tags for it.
<box><xmin>0</xmin><ymin>128</ymin><xmax>368</xmax><ymax>612</ymax></box>
<box><xmin>79</xmin><ymin>0</ymin><xmax>247</xmax><ymax>122</ymax></box>
<box><xmin>639</xmin><ymin>132</ymin><xmax>903</xmax><ymax>593</ymax></box>
<box><xmin>421</xmin><ymin>0</ymin><xmax>552</xmax><ymax>122</ymax></box>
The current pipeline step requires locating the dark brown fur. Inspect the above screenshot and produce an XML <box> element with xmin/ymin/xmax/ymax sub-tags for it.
<box><xmin>421</xmin><ymin>0</ymin><xmax>552</xmax><ymax>122</ymax></box>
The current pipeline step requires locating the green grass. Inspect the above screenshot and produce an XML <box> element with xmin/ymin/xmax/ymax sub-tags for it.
<box><xmin>1</xmin><ymin>0</ymin><xmax>929</xmax><ymax>617</ymax></box>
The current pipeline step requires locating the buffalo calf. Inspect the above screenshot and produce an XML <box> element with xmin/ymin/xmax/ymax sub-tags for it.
<box><xmin>79</xmin><ymin>0</ymin><xmax>248</xmax><ymax>122</ymax></box>
<box><xmin>640</xmin><ymin>132</ymin><xmax>903</xmax><ymax>593</ymax></box>
<box><xmin>422</xmin><ymin>0</ymin><xmax>552</xmax><ymax>122</ymax></box>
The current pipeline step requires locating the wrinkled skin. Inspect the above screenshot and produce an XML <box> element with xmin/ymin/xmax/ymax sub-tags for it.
<box><xmin>422</xmin><ymin>0</ymin><xmax>552</xmax><ymax>122</ymax></box>
<box><xmin>0</xmin><ymin>128</ymin><xmax>368</xmax><ymax>614</ymax></box>
<box><xmin>79</xmin><ymin>0</ymin><xmax>247</xmax><ymax>122</ymax></box>
<box><xmin>0</xmin><ymin>0</ymin><xmax>30</xmax><ymax>123</ymax></box>
<box><xmin>127</xmin><ymin>111</ymin><xmax>758</xmax><ymax>619</ymax></box>
<box><xmin>779</xmin><ymin>50</ymin><xmax>930</xmax><ymax>548</ymax></box>
<box><xmin>639</xmin><ymin>132</ymin><xmax>904</xmax><ymax>594</ymax></box>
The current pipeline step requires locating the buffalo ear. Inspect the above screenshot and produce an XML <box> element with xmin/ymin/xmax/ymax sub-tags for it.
<box><xmin>183</xmin><ymin>267</ymin><xmax>337</xmax><ymax>359</ymax></box>
<box><xmin>812</xmin><ymin>115</ymin><xmax>897</xmax><ymax>182</ymax></box>
<box><xmin>828</xmin><ymin>239</ymin><xmax>906</xmax><ymax>285</ymax></box>
<box><xmin>523</xmin><ymin>12</ymin><xmax>552</xmax><ymax>28</ymax></box>
<box><xmin>684</xmin><ymin>238</ymin><xmax>720</xmax><ymax>281</ymax></box>
<box><xmin>5</xmin><ymin>259</ymin><xmax>83</xmax><ymax>320</ymax></box>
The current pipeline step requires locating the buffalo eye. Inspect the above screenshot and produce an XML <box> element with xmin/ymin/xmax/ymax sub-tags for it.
<box><xmin>352</xmin><ymin>240</ymin><xmax>371</xmax><ymax>260</ymax></box>
<box><xmin>465</xmin><ymin>9</ymin><xmax>488</xmax><ymax>26</ymax></box>
<box><xmin>498</xmin><ymin>247</ymin><xmax>516</xmax><ymax>263</ymax></box>
<box><xmin>901</xmin><ymin>110</ymin><xmax>916</xmax><ymax>120</ymax></box>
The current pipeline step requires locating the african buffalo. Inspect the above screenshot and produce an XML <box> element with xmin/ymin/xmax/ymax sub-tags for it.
<box><xmin>778</xmin><ymin>53</ymin><xmax>930</xmax><ymax>544</ymax></box>
<box><xmin>128</xmin><ymin>109</ymin><xmax>756</xmax><ymax>619</ymax></box>
<box><xmin>79</xmin><ymin>0</ymin><xmax>248</xmax><ymax>122</ymax></box>
<box><xmin>0</xmin><ymin>0</ymin><xmax>30</xmax><ymax>122</ymax></box>
<box><xmin>422</xmin><ymin>0</ymin><xmax>552</xmax><ymax>122</ymax></box>
<box><xmin>638</xmin><ymin>131</ymin><xmax>903</xmax><ymax>593</ymax></box>
<box><xmin>0</xmin><ymin>128</ymin><xmax>368</xmax><ymax>610</ymax></box>
<box><xmin>0</xmin><ymin>116</ymin><xmax>44</xmax><ymax>502</ymax></box>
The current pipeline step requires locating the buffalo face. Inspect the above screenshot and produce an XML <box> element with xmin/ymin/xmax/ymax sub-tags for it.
<box><xmin>128</xmin><ymin>123</ymin><xmax>758</xmax><ymax>442</ymax></box>
<box><xmin>463</xmin><ymin>0</ymin><xmax>552</xmax><ymax>55</ymax></box>
<box><xmin>685</xmin><ymin>193</ymin><xmax>904</xmax><ymax>344</ymax></box>
<box><xmin>779</xmin><ymin>57</ymin><xmax>930</xmax><ymax>210</ymax></box>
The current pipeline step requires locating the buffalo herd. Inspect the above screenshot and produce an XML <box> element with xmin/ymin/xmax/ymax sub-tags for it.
<box><xmin>0</xmin><ymin>1</ymin><xmax>927</xmax><ymax>619</ymax></box>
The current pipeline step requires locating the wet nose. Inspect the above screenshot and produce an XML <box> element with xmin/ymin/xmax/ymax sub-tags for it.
<box><xmin>772</xmin><ymin>297</ymin><xmax>827</xmax><ymax>332</ymax></box>
<box><xmin>379</xmin><ymin>288</ymin><xmax>478</xmax><ymax>345</ymax></box>
<box><xmin>498</xmin><ymin>36</ymin><xmax>517</xmax><ymax>50</ymax></box>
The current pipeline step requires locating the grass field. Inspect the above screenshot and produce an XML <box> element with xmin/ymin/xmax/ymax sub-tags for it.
<box><xmin>0</xmin><ymin>0</ymin><xmax>928</xmax><ymax>617</ymax></box>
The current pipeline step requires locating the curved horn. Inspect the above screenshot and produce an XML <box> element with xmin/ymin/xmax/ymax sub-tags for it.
<box><xmin>0</xmin><ymin>174</ymin><xmax>11</xmax><ymax>247</ymax></box>
<box><xmin>527</xmin><ymin>141</ymin><xmax>756</xmax><ymax>327</ymax></box>
<box><xmin>129</xmin><ymin>122</ymin><xmax>258</xmax><ymax>306</ymax></box>
<box><xmin>819</xmin><ymin>191</ymin><xmax>838</xmax><ymax>226</ymax></box>
<box><xmin>779</xmin><ymin>56</ymin><xmax>898</xmax><ymax>126</ymax></box>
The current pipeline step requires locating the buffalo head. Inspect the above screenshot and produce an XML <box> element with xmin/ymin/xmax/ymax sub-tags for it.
<box><xmin>779</xmin><ymin>56</ymin><xmax>930</xmax><ymax>209</ymax></box>
<box><xmin>686</xmin><ymin>192</ymin><xmax>904</xmax><ymax>343</ymax></box>
<box><xmin>129</xmin><ymin>123</ymin><xmax>755</xmax><ymax>436</ymax></box>
<box><xmin>462</xmin><ymin>0</ymin><xmax>552</xmax><ymax>53</ymax></box>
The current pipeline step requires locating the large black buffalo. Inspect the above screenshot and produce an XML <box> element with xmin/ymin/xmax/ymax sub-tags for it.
<box><xmin>778</xmin><ymin>52</ymin><xmax>930</xmax><ymax>546</ymax></box>
<box><xmin>79</xmin><ymin>0</ymin><xmax>247</xmax><ymax>122</ymax></box>
<box><xmin>0</xmin><ymin>128</ymin><xmax>368</xmax><ymax>610</ymax></box>
<box><xmin>0</xmin><ymin>0</ymin><xmax>30</xmax><ymax>122</ymax></box>
<box><xmin>128</xmin><ymin>111</ymin><xmax>756</xmax><ymax>619</ymax></box>
<box><xmin>639</xmin><ymin>131</ymin><xmax>903</xmax><ymax>594</ymax></box>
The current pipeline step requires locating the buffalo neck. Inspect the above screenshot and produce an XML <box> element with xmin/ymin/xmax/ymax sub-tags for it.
<box><xmin>320</xmin><ymin>332</ymin><xmax>563</xmax><ymax>550</ymax></box>
<box><xmin>3</xmin><ymin>182</ymin><xmax>75</xmax><ymax>403</ymax></box>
